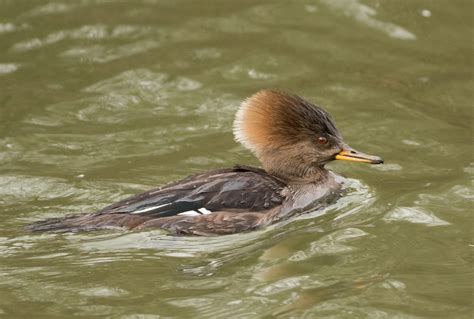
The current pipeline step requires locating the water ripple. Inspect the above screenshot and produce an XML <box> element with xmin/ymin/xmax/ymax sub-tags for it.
<box><xmin>383</xmin><ymin>206</ymin><xmax>450</xmax><ymax>226</ymax></box>
<box><xmin>320</xmin><ymin>0</ymin><xmax>416</xmax><ymax>40</ymax></box>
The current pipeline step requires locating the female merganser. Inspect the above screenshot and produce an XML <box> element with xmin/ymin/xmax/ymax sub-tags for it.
<box><xmin>27</xmin><ymin>90</ymin><xmax>383</xmax><ymax>235</ymax></box>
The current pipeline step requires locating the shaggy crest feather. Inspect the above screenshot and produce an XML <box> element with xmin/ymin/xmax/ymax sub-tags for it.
<box><xmin>233</xmin><ymin>90</ymin><xmax>340</xmax><ymax>156</ymax></box>
<box><xmin>233</xmin><ymin>96</ymin><xmax>257</xmax><ymax>152</ymax></box>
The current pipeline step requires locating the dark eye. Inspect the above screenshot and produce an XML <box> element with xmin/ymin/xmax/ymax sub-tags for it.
<box><xmin>317</xmin><ymin>136</ymin><xmax>328</xmax><ymax>145</ymax></box>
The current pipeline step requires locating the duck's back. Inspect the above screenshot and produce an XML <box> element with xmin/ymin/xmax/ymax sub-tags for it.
<box><xmin>26</xmin><ymin>165</ymin><xmax>286</xmax><ymax>235</ymax></box>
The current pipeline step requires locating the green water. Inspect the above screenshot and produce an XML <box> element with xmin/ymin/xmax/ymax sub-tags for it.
<box><xmin>0</xmin><ymin>1</ymin><xmax>472</xmax><ymax>318</ymax></box>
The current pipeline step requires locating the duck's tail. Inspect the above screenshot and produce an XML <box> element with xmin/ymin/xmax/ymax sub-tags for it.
<box><xmin>25</xmin><ymin>215</ymin><xmax>95</xmax><ymax>232</ymax></box>
<box><xmin>25</xmin><ymin>213</ymin><xmax>148</xmax><ymax>232</ymax></box>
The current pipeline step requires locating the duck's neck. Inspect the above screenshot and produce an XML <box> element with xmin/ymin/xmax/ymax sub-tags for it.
<box><xmin>286</xmin><ymin>167</ymin><xmax>330</xmax><ymax>185</ymax></box>
<box><xmin>259</xmin><ymin>146</ymin><xmax>331</xmax><ymax>184</ymax></box>
<box><xmin>265</xmin><ymin>162</ymin><xmax>331</xmax><ymax>185</ymax></box>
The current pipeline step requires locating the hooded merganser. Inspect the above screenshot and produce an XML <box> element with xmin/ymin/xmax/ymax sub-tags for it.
<box><xmin>27</xmin><ymin>90</ymin><xmax>383</xmax><ymax>235</ymax></box>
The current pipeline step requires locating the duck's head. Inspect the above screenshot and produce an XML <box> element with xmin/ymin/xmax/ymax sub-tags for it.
<box><xmin>233</xmin><ymin>90</ymin><xmax>383</xmax><ymax>182</ymax></box>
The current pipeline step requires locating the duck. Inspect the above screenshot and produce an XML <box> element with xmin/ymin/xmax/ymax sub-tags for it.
<box><xmin>27</xmin><ymin>90</ymin><xmax>383</xmax><ymax>235</ymax></box>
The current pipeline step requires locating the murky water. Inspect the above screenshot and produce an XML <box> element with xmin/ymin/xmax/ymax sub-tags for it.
<box><xmin>0</xmin><ymin>1</ymin><xmax>472</xmax><ymax>318</ymax></box>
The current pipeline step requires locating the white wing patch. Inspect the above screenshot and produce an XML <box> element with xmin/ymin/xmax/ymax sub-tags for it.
<box><xmin>131</xmin><ymin>203</ymin><xmax>172</xmax><ymax>214</ymax></box>
<box><xmin>198</xmin><ymin>208</ymin><xmax>212</xmax><ymax>215</ymax></box>
<box><xmin>178</xmin><ymin>210</ymin><xmax>201</xmax><ymax>217</ymax></box>
<box><xmin>178</xmin><ymin>207</ymin><xmax>212</xmax><ymax>217</ymax></box>
<box><xmin>131</xmin><ymin>203</ymin><xmax>213</xmax><ymax>217</ymax></box>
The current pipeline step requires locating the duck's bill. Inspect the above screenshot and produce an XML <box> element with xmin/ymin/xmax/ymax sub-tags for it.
<box><xmin>335</xmin><ymin>147</ymin><xmax>383</xmax><ymax>164</ymax></box>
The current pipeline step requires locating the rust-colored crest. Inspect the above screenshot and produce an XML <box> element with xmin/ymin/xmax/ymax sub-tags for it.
<box><xmin>233</xmin><ymin>90</ymin><xmax>340</xmax><ymax>155</ymax></box>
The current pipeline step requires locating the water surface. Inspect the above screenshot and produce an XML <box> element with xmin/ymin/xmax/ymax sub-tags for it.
<box><xmin>0</xmin><ymin>1</ymin><xmax>472</xmax><ymax>318</ymax></box>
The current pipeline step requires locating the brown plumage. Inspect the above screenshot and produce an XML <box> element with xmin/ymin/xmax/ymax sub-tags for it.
<box><xmin>26</xmin><ymin>90</ymin><xmax>383</xmax><ymax>235</ymax></box>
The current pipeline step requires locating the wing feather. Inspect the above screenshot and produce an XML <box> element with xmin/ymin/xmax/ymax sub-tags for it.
<box><xmin>97</xmin><ymin>165</ymin><xmax>285</xmax><ymax>218</ymax></box>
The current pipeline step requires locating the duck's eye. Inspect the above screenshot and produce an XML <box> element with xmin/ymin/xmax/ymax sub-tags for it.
<box><xmin>317</xmin><ymin>136</ymin><xmax>328</xmax><ymax>145</ymax></box>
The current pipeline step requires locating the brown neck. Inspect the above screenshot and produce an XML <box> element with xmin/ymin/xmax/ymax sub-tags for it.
<box><xmin>259</xmin><ymin>149</ymin><xmax>329</xmax><ymax>184</ymax></box>
<box><xmin>267</xmin><ymin>166</ymin><xmax>329</xmax><ymax>185</ymax></box>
